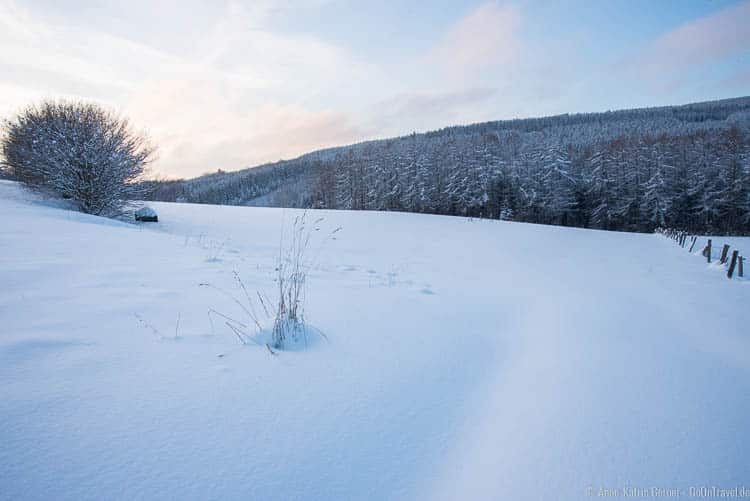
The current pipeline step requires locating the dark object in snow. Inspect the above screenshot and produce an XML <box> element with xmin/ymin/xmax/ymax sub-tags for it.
<box><xmin>727</xmin><ymin>250</ymin><xmax>739</xmax><ymax>279</ymax></box>
<box><xmin>719</xmin><ymin>244</ymin><xmax>730</xmax><ymax>264</ymax></box>
<box><xmin>703</xmin><ymin>239</ymin><xmax>712</xmax><ymax>262</ymax></box>
<box><xmin>739</xmin><ymin>255</ymin><xmax>744</xmax><ymax>278</ymax></box>
<box><xmin>135</xmin><ymin>206</ymin><xmax>158</xmax><ymax>222</ymax></box>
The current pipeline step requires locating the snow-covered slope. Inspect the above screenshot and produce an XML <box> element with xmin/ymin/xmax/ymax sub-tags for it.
<box><xmin>1</xmin><ymin>180</ymin><xmax>749</xmax><ymax>500</ymax></box>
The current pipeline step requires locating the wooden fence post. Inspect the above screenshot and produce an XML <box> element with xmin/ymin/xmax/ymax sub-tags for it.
<box><xmin>739</xmin><ymin>256</ymin><xmax>744</xmax><ymax>278</ymax></box>
<box><xmin>727</xmin><ymin>250</ymin><xmax>739</xmax><ymax>278</ymax></box>
<box><xmin>689</xmin><ymin>236</ymin><xmax>697</xmax><ymax>252</ymax></box>
<box><xmin>703</xmin><ymin>239</ymin><xmax>712</xmax><ymax>262</ymax></box>
<box><xmin>720</xmin><ymin>244</ymin><xmax>730</xmax><ymax>264</ymax></box>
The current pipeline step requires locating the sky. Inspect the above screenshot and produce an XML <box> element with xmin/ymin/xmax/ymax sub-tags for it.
<box><xmin>1</xmin><ymin>0</ymin><xmax>749</xmax><ymax>179</ymax></box>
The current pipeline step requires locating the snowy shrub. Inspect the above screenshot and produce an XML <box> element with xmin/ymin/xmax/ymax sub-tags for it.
<box><xmin>1</xmin><ymin>101</ymin><xmax>154</xmax><ymax>216</ymax></box>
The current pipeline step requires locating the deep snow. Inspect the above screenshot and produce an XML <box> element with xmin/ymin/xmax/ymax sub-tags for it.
<box><xmin>1</xmin><ymin>181</ymin><xmax>749</xmax><ymax>500</ymax></box>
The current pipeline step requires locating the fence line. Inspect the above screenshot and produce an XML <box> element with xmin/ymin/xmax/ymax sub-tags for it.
<box><xmin>655</xmin><ymin>228</ymin><xmax>745</xmax><ymax>280</ymax></box>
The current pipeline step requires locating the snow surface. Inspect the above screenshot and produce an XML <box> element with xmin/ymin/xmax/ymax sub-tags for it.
<box><xmin>1</xmin><ymin>180</ymin><xmax>749</xmax><ymax>500</ymax></box>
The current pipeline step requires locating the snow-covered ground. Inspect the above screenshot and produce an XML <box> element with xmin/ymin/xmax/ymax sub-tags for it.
<box><xmin>1</xmin><ymin>180</ymin><xmax>749</xmax><ymax>500</ymax></box>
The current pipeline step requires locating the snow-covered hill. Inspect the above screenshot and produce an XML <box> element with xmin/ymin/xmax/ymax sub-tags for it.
<box><xmin>145</xmin><ymin>95</ymin><xmax>750</xmax><ymax>235</ymax></box>
<box><xmin>1</xmin><ymin>180</ymin><xmax>749</xmax><ymax>500</ymax></box>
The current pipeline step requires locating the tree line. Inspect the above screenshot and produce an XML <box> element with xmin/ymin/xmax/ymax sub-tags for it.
<box><xmin>147</xmin><ymin>96</ymin><xmax>750</xmax><ymax>234</ymax></box>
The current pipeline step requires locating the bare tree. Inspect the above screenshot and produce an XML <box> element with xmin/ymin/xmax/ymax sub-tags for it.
<box><xmin>1</xmin><ymin>101</ymin><xmax>155</xmax><ymax>216</ymax></box>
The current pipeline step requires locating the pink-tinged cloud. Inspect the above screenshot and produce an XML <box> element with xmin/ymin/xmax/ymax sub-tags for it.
<box><xmin>128</xmin><ymin>80</ymin><xmax>366</xmax><ymax>179</ymax></box>
<box><xmin>639</xmin><ymin>1</ymin><xmax>750</xmax><ymax>72</ymax></box>
<box><xmin>430</xmin><ymin>2</ymin><xmax>522</xmax><ymax>74</ymax></box>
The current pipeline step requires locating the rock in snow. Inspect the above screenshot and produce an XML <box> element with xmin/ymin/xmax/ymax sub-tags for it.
<box><xmin>135</xmin><ymin>206</ymin><xmax>158</xmax><ymax>222</ymax></box>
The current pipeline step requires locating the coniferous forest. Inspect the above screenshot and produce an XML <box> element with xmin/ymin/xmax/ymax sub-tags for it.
<box><xmin>145</xmin><ymin>96</ymin><xmax>750</xmax><ymax>234</ymax></box>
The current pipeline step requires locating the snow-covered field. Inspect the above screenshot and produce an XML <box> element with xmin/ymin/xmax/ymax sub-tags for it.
<box><xmin>1</xmin><ymin>180</ymin><xmax>749</xmax><ymax>500</ymax></box>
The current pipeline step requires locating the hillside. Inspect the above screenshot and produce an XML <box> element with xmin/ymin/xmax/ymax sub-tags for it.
<box><xmin>146</xmin><ymin>96</ymin><xmax>750</xmax><ymax>234</ymax></box>
<box><xmin>2</xmin><ymin>180</ymin><xmax>749</xmax><ymax>499</ymax></box>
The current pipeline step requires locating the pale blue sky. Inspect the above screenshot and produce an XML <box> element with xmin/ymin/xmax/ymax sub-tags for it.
<box><xmin>1</xmin><ymin>0</ymin><xmax>748</xmax><ymax>178</ymax></box>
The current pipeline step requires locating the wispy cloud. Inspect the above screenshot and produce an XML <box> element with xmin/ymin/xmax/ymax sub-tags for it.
<box><xmin>0</xmin><ymin>0</ymin><xmax>375</xmax><ymax>178</ymax></box>
<box><xmin>370</xmin><ymin>88</ymin><xmax>498</xmax><ymax>134</ymax></box>
<box><xmin>1</xmin><ymin>0</ymin><xmax>747</xmax><ymax>177</ymax></box>
<box><xmin>429</xmin><ymin>2</ymin><xmax>522</xmax><ymax>75</ymax></box>
<box><xmin>646</xmin><ymin>1</ymin><xmax>750</xmax><ymax>69</ymax></box>
<box><xmin>623</xmin><ymin>0</ymin><xmax>750</xmax><ymax>92</ymax></box>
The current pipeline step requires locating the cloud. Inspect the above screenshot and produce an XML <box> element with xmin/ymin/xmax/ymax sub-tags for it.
<box><xmin>0</xmin><ymin>0</ymin><xmax>376</xmax><ymax>178</ymax></box>
<box><xmin>624</xmin><ymin>0</ymin><xmax>750</xmax><ymax>91</ymax></box>
<box><xmin>429</xmin><ymin>2</ymin><xmax>521</xmax><ymax>75</ymax></box>
<box><xmin>370</xmin><ymin>88</ymin><xmax>497</xmax><ymax>134</ymax></box>
<box><xmin>127</xmin><ymin>78</ymin><xmax>366</xmax><ymax>178</ymax></box>
<box><xmin>6</xmin><ymin>0</ymin><xmax>741</xmax><ymax>179</ymax></box>
<box><xmin>0</xmin><ymin>0</ymin><xmax>529</xmax><ymax>177</ymax></box>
